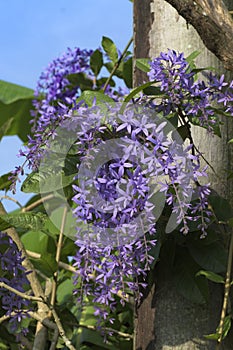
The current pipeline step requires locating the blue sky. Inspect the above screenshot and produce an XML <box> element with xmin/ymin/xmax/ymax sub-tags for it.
<box><xmin>0</xmin><ymin>0</ymin><xmax>132</xmax><ymax>211</ymax></box>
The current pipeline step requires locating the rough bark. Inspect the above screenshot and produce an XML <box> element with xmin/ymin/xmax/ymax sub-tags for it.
<box><xmin>134</xmin><ymin>0</ymin><xmax>233</xmax><ymax>349</ymax></box>
<box><xmin>164</xmin><ymin>0</ymin><xmax>233</xmax><ymax>71</ymax></box>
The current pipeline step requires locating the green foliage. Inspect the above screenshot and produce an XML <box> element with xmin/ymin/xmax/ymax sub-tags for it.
<box><xmin>77</xmin><ymin>90</ymin><xmax>114</xmax><ymax>106</ymax></box>
<box><xmin>101</xmin><ymin>36</ymin><xmax>118</xmax><ymax>64</ymax></box>
<box><xmin>0</xmin><ymin>80</ymin><xmax>34</xmax><ymax>142</ymax></box>
<box><xmin>0</xmin><ymin>212</ymin><xmax>47</xmax><ymax>232</ymax></box>
<box><xmin>135</xmin><ymin>58</ymin><xmax>150</xmax><ymax>73</ymax></box>
<box><xmin>90</xmin><ymin>49</ymin><xmax>104</xmax><ymax>76</ymax></box>
<box><xmin>0</xmin><ymin>80</ymin><xmax>34</xmax><ymax>104</ymax></box>
<box><xmin>0</xmin><ymin>172</ymin><xmax>12</xmax><ymax>191</ymax></box>
<box><xmin>1</xmin><ymin>41</ymin><xmax>233</xmax><ymax>349</ymax></box>
<box><xmin>196</xmin><ymin>270</ymin><xmax>225</xmax><ymax>284</ymax></box>
<box><xmin>173</xmin><ymin>248</ymin><xmax>209</xmax><ymax>304</ymax></box>
<box><xmin>21</xmin><ymin>170</ymin><xmax>75</xmax><ymax>194</ymax></box>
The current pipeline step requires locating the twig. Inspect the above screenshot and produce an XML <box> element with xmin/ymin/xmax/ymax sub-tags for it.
<box><xmin>50</xmin><ymin>206</ymin><xmax>68</xmax><ymax>307</ymax></box>
<box><xmin>0</xmin><ymin>195</ymin><xmax>23</xmax><ymax>208</ymax></box>
<box><xmin>26</xmin><ymin>250</ymin><xmax>77</xmax><ymax>273</ymax></box>
<box><xmin>78</xmin><ymin>323</ymin><xmax>133</xmax><ymax>339</ymax></box>
<box><xmin>22</xmin><ymin>194</ymin><xmax>54</xmax><ymax>212</ymax></box>
<box><xmin>103</xmin><ymin>36</ymin><xmax>133</xmax><ymax>92</ymax></box>
<box><xmin>0</xmin><ymin>202</ymin><xmax>50</xmax><ymax>350</ymax></box>
<box><xmin>216</xmin><ymin>229</ymin><xmax>233</xmax><ymax>347</ymax></box>
<box><xmin>50</xmin><ymin>308</ymin><xmax>76</xmax><ymax>350</ymax></box>
<box><xmin>0</xmin><ymin>313</ymin><xmax>11</xmax><ymax>324</ymax></box>
<box><xmin>0</xmin><ymin>282</ymin><xmax>44</xmax><ymax>303</ymax></box>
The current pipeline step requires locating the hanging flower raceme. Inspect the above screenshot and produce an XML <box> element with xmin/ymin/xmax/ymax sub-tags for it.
<box><xmin>0</xmin><ymin>232</ymin><xmax>31</xmax><ymax>335</ymax></box>
<box><xmin>64</xmin><ymin>102</ymin><xmax>211</xmax><ymax>327</ymax></box>
<box><xmin>9</xmin><ymin>48</ymin><xmax>219</xmax><ymax>329</ymax></box>
<box><xmin>148</xmin><ymin>49</ymin><xmax>233</xmax><ymax>132</ymax></box>
<box><xmin>10</xmin><ymin>46</ymin><xmax>128</xmax><ymax>191</ymax></box>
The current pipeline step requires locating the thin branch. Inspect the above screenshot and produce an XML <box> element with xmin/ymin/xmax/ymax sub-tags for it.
<box><xmin>103</xmin><ymin>36</ymin><xmax>133</xmax><ymax>92</ymax></box>
<box><xmin>26</xmin><ymin>250</ymin><xmax>77</xmax><ymax>273</ymax></box>
<box><xmin>0</xmin><ymin>313</ymin><xmax>11</xmax><ymax>324</ymax></box>
<box><xmin>50</xmin><ymin>206</ymin><xmax>68</xmax><ymax>307</ymax></box>
<box><xmin>0</xmin><ymin>282</ymin><xmax>44</xmax><ymax>302</ymax></box>
<box><xmin>0</xmin><ymin>202</ymin><xmax>50</xmax><ymax>350</ymax></box>
<box><xmin>216</xmin><ymin>229</ymin><xmax>233</xmax><ymax>346</ymax></box>
<box><xmin>50</xmin><ymin>308</ymin><xmax>76</xmax><ymax>350</ymax></box>
<box><xmin>78</xmin><ymin>323</ymin><xmax>133</xmax><ymax>339</ymax></box>
<box><xmin>22</xmin><ymin>194</ymin><xmax>54</xmax><ymax>212</ymax></box>
<box><xmin>0</xmin><ymin>195</ymin><xmax>23</xmax><ymax>208</ymax></box>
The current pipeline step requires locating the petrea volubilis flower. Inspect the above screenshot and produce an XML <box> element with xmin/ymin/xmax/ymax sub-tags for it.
<box><xmin>0</xmin><ymin>232</ymin><xmax>31</xmax><ymax>335</ymax></box>
<box><xmin>148</xmin><ymin>49</ymin><xmax>233</xmax><ymax>132</ymax></box>
<box><xmin>55</xmin><ymin>102</ymin><xmax>211</xmax><ymax>327</ymax></box>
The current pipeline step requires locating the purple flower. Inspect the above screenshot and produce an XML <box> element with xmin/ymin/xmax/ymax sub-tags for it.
<box><xmin>70</xmin><ymin>102</ymin><xmax>211</xmax><ymax>328</ymax></box>
<box><xmin>148</xmin><ymin>49</ymin><xmax>233</xmax><ymax>132</ymax></box>
<box><xmin>0</xmin><ymin>232</ymin><xmax>31</xmax><ymax>335</ymax></box>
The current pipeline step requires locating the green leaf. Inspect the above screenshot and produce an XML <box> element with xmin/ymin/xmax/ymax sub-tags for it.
<box><xmin>96</xmin><ymin>77</ymin><xmax>115</xmax><ymax>88</ymax></box>
<box><xmin>0</xmin><ymin>80</ymin><xmax>34</xmax><ymax>104</ymax></box>
<box><xmin>196</xmin><ymin>270</ymin><xmax>225</xmax><ymax>284</ymax></box>
<box><xmin>135</xmin><ymin>58</ymin><xmax>150</xmax><ymax>73</ymax></box>
<box><xmin>0</xmin><ymin>98</ymin><xmax>34</xmax><ymax>142</ymax></box>
<box><xmin>188</xmin><ymin>242</ymin><xmax>227</xmax><ymax>273</ymax></box>
<box><xmin>173</xmin><ymin>249</ymin><xmax>209</xmax><ymax>304</ymax></box>
<box><xmin>204</xmin><ymin>315</ymin><xmax>232</xmax><ymax>341</ymax></box>
<box><xmin>48</xmin><ymin>207</ymin><xmax>77</xmax><ymax>240</ymax></box>
<box><xmin>101</xmin><ymin>36</ymin><xmax>118</xmax><ymax>63</ymax></box>
<box><xmin>21</xmin><ymin>230</ymin><xmax>56</xmax><ymax>255</ymax></box>
<box><xmin>209</xmin><ymin>193</ymin><xmax>233</xmax><ymax>222</ymax></box>
<box><xmin>0</xmin><ymin>212</ymin><xmax>47</xmax><ymax>231</ymax></box>
<box><xmin>123</xmin><ymin>81</ymin><xmax>158</xmax><ymax>104</ymax></box>
<box><xmin>31</xmin><ymin>253</ymin><xmax>58</xmax><ymax>277</ymax></box>
<box><xmin>0</xmin><ymin>81</ymin><xmax>34</xmax><ymax>141</ymax></box>
<box><xmin>57</xmin><ymin>279</ymin><xmax>74</xmax><ymax>305</ymax></box>
<box><xmin>0</xmin><ymin>118</ymin><xmax>14</xmax><ymax>141</ymax></box>
<box><xmin>21</xmin><ymin>170</ymin><xmax>75</xmax><ymax>194</ymax></box>
<box><xmin>219</xmin><ymin>316</ymin><xmax>232</xmax><ymax>340</ymax></box>
<box><xmin>67</xmin><ymin>72</ymin><xmax>93</xmax><ymax>91</ymax></box>
<box><xmin>123</xmin><ymin>58</ymin><xmax>133</xmax><ymax>88</ymax></box>
<box><xmin>90</xmin><ymin>49</ymin><xmax>103</xmax><ymax>76</ymax></box>
<box><xmin>0</xmin><ymin>172</ymin><xmax>12</xmax><ymax>191</ymax></box>
<box><xmin>77</xmin><ymin>328</ymin><xmax>118</xmax><ymax>350</ymax></box>
<box><xmin>77</xmin><ymin>90</ymin><xmax>114</xmax><ymax>107</ymax></box>
<box><xmin>143</xmin><ymin>86</ymin><xmax>162</xmax><ymax>96</ymax></box>
<box><xmin>185</xmin><ymin>50</ymin><xmax>201</xmax><ymax>64</ymax></box>
<box><xmin>204</xmin><ymin>332</ymin><xmax>220</xmax><ymax>340</ymax></box>
<box><xmin>104</xmin><ymin>61</ymin><xmax>124</xmax><ymax>79</ymax></box>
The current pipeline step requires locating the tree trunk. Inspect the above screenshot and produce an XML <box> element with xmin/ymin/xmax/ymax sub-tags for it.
<box><xmin>134</xmin><ymin>0</ymin><xmax>233</xmax><ymax>349</ymax></box>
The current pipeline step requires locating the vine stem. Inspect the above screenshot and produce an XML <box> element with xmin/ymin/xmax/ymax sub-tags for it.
<box><xmin>0</xmin><ymin>201</ymin><xmax>50</xmax><ymax>350</ymax></box>
<box><xmin>22</xmin><ymin>194</ymin><xmax>54</xmax><ymax>212</ymax></box>
<box><xmin>216</xmin><ymin>228</ymin><xmax>233</xmax><ymax>348</ymax></box>
<box><xmin>50</xmin><ymin>205</ymin><xmax>68</xmax><ymax>307</ymax></box>
<box><xmin>103</xmin><ymin>36</ymin><xmax>133</xmax><ymax>92</ymax></box>
<box><xmin>0</xmin><ymin>282</ymin><xmax>44</xmax><ymax>302</ymax></box>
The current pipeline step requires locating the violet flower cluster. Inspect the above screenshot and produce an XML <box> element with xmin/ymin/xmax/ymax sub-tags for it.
<box><xmin>10</xmin><ymin>48</ymin><xmax>229</xmax><ymax>329</ymax></box>
<box><xmin>148</xmin><ymin>50</ymin><xmax>233</xmax><ymax>132</ymax></box>
<box><xmin>0</xmin><ymin>232</ymin><xmax>31</xmax><ymax>334</ymax></box>
<box><xmin>70</xmin><ymin>102</ymin><xmax>211</xmax><ymax>327</ymax></box>
<box><xmin>10</xmin><ymin>46</ymin><xmax>127</xmax><ymax>191</ymax></box>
